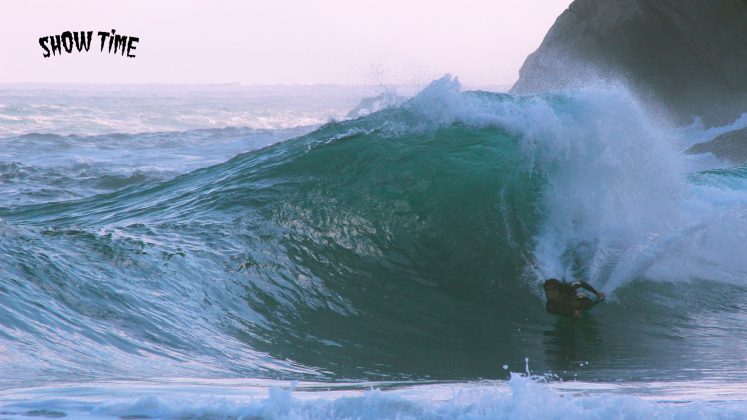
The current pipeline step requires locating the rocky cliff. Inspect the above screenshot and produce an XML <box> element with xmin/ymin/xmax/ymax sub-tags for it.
<box><xmin>511</xmin><ymin>0</ymin><xmax>747</xmax><ymax>126</ymax></box>
<box><xmin>687</xmin><ymin>127</ymin><xmax>747</xmax><ymax>164</ymax></box>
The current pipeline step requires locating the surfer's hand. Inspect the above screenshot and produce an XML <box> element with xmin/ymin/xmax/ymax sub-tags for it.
<box><xmin>597</xmin><ymin>292</ymin><xmax>605</xmax><ymax>300</ymax></box>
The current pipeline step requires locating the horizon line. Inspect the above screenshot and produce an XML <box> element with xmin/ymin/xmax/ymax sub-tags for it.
<box><xmin>0</xmin><ymin>81</ymin><xmax>515</xmax><ymax>89</ymax></box>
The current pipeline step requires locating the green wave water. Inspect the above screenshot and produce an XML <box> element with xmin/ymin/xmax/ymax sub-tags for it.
<box><xmin>2</xmin><ymin>78</ymin><xmax>747</xmax><ymax>390</ymax></box>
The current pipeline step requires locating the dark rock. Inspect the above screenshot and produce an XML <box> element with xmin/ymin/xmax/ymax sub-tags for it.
<box><xmin>511</xmin><ymin>0</ymin><xmax>747</xmax><ymax>126</ymax></box>
<box><xmin>686</xmin><ymin>126</ymin><xmax>747</xmax><ymax>163</ymax></box>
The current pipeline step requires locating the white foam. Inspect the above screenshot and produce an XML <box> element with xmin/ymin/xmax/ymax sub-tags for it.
<box><xmin>400</xmin><ymin>76</ymin><xmax>747</xmax><ymax>293</ymax></box>
<box><xmin>2</xmin><ymin>375</ymin><xmax>747</xmax><ymax>419</ymax></box>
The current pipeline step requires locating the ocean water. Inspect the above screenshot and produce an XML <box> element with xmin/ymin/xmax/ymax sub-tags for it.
<box><xmin>1</xmin><ymin>78</ymin><xmax>747</xmax><ymax>418</ymax></box>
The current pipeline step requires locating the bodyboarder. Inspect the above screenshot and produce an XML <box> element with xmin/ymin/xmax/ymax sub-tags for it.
<box><xmin>543</xmin><ymin>278</ymin><xmax>605</xmax><ymax>319</ymax></box>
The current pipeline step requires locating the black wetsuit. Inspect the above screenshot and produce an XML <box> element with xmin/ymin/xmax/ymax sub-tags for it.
<box><xmin>544</xmin><ymin>280</ymin><xmax>603</xmax><ymax>318</ymax></box>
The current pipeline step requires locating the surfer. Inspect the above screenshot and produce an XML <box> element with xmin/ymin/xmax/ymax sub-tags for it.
<box><xmin>543</xmin><ymin>278</ymin><xmax>605</xmax><ymax>319</ymax></box>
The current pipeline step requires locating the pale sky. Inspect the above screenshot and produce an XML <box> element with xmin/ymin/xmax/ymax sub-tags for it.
<box><xmin>0</xmin><ymin>0</ymin><xmax>571</xmax><ymax>86</ymax></box>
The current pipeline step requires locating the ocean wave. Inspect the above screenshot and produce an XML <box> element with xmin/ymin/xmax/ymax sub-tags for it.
<box><xmin>0</xmin><ymin>126</ymin><xmax>311</xmax><ymax>205</ymax></box>
<box><xmin>1</xmin><ymin>77</ymin><xmax>747</xmax><ymax>385</ymax></box>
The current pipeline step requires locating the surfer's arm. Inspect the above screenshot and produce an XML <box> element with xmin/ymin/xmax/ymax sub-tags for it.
<box><xmin>572</xmin><ymin>281</ymin><xmax>605</xmax><ymax>299</ymax></box>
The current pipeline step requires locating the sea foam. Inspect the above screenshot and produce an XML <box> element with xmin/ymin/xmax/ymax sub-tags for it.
<box><xmin>2</xmin><ymin>374</ymin><xmax>747</xmax><ymax>419</ymax></box>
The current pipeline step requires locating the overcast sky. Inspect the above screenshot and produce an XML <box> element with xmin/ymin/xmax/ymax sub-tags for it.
<box><xmin>0</xmin><ymin>0</ymin><xmax>571</xmax><ymax>86</ymax></box>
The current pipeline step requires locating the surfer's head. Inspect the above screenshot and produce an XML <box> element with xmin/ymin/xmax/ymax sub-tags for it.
<box><xmin>543</xmin><ymin>278</ymin><xmax>564</xmax><ymax>299</ymax></box>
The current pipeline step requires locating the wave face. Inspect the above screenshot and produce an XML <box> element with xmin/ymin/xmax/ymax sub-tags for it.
<box><xmin>2</xmin><ymin>78</ymin><xmax>747</xmax><ymax>388</ymax></box>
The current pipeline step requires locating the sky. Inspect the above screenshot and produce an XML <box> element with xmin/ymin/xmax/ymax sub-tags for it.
<box><xmin>0</xmin><ymin>0</ymin><xmax>572</xmax><ymax>86</ymax></box>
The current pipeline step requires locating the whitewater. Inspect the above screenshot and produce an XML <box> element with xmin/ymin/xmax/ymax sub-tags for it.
<box><xmin>1</xmin><ymin>79</ymin><xmax>747</xmax><ymax>419</ymax></box>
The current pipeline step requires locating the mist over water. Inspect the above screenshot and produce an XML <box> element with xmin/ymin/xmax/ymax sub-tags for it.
<box><xmin>1</xmin><ymin>78</ymin><xmax>747</xmax><ymax>417</ymax></box>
